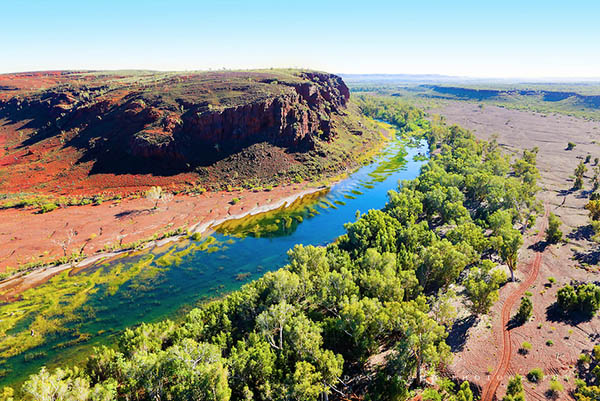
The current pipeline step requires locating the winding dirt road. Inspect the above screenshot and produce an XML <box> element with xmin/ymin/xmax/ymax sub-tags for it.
<box><xmin>480</xmin><ymin>206</ymin><xmax>549</xmax><ymax>401</ymax></box>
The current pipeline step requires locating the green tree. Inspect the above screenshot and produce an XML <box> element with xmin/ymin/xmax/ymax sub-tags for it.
<box><xmin>557</xmin><ymin>283</ymin><xmax>600</xmax><ymax>316</ymax></box>
<box><xmin>503</xmin><ymin>375</ymin><xmax>525</xmax><ymax>401</ymax></box>
<box><xmin>228</xmin><ymin>334</ymin><xmax>276</xmax><ymax>400</ymax></box>
<box><xmin>493</xmin><ymin>226</ymin><xmax>523</xmax><ymax>282</ymax></box>
<box><xmin>418</xmin><ymin>238</ymin><xmax>469</xmax><ymax>290</ymax></box>
<box><xmin>291</xmin><ymin>361</ymin><xmax>324</xmax><ymax>400</ymax></box>
<box><xmin>514</xmin><ymin>297</ymin><xmax>533</xmax><ymax>324</ymax></box>
<box><xmin>575</xmin><ymin>161</ymin><xmax>588</xmax><ymax>190</ymax></box>
<box><xmin>257</xmin><ymin>301</ymin><xmax>295</xmax><ymax>351</ymax></box>
<box><xmin>545</xmin><ymin>213</ymin><xmax>563</xmax><ymax>244</ymax></box>
<box><xmin>162</xmin><ymin>339</ymin><xmax>231</xmax><ymax>401</ymax></box>
<box><xmin>430</xmin><ymin>289</ymin><xmax>458</xmax><ymax>328</ymax></box>
<box><xmin>343</xmin><ymin>210</ymin><xmax>399</xmax><ymax>255</ymax></box>
<box><xmin>389</xmin><ymin>297</ymin><xmax>451</xmax><ymax>386</ymax></box>
<box><xmin>464</xmin><ymin>260</ymin><xmax>506</xmax><ymax>315</ymax></box>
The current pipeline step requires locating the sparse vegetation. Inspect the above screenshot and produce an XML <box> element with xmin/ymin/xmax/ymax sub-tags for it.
<box><xmin>567</xmin><ymin>142</ymin><xmax>577</xmax><ymax>150</ymax></box>
<box><xmin>527</xmin><ymin>368</ymin><xmax>544</xmax><ymax>383</ymax></box>
<box><xmin>545</xmin><ymin>213</ymin><xmax>563</xmax><ymax>244</ymax></box>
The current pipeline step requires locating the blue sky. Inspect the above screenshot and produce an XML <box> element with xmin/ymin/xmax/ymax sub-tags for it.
<box><xmin>2</xmin><ymin>0</ymin><xmax>599</xmax><ymax>78</ymax></box>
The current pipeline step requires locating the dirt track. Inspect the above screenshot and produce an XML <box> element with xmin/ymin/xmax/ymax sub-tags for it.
<box><xmin>481</xmin><ymin>206</ymin><xmax>549</xmax><ymax>401</ymax></box>
<box><xmin>436</xmin><ymin>102</ymin><xmax>600</xmax><ymax>400</ymax></box>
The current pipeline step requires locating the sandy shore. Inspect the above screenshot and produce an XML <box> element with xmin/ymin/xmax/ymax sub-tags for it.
<box><xmin>0</xmin><ymin>183</ymin><xmax>322</xmax><ymax>285</ymax></box>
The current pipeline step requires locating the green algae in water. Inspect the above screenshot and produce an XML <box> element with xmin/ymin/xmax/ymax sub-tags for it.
<box><xmin>0</xmin><ymin>253</ymin><xmax>170</xmax><ymax>388</ymax></box>
<box><xmin>0</xmin><ymin>136</ymin><xmax>429</xmax><ymax>389</ymax></box>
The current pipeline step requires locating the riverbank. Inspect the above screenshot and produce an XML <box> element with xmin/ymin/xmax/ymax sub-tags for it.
<box><xmin>0</xmin><ymin>132</ymin><xmax>425</xmax><ymax>390</ymax></box>
<box><xmin>0</xmin><ymin>184</ymin><xmax>327</xmax><ymax>299</ymax></box>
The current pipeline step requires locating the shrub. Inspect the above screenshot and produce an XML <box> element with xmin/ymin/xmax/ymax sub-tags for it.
<box><xmin>519</xmin><ymin>341</ymin><xmax>532</xmax><ymax>354</ymax></box>
<box><xmin>556</xmin><ymin>283</ymin><xmax>600</xmax><ymax>317</ymax></box>
<box><xmin>504</xmin><ymin>375</ymin><xmax>525</xmax><ymax>400</ymax></box>
<box><xmin>545</xmin><ymin>213</ymin><xmax>562</xmax><ymax>244</ymax></box>
<box><xmin>567</xmin><ymin>142</ymin><xmax>576</xmax><ymax>150</ymax></box>
<box><xmin>515</xmin><ymin>297</ymin><xmax>533</xmax><ymax>324</ymax></box>
<box><xmin>586</xmin><ymin>199</ymin><xmax>600</xmax><ymax>220</ymax></box>
<box><xmin>547</xmin><ymin>276</ymin><xmax>556</xmax><ymax>284</ymax></box>
<box><xmin>546</xmin><ymin>339</ymin><xmax>554</xmax><ymax>346</ymax></box>
<box><xmin>230</xmin><ymin>197</ymin><xmax>241</xmax><ymax>205</ymax></box>
<box><xmin>39</xmin><ymin>203</ymin><xmax>58</xmax><ymax>213</ymax></box>
<box><xmin>586</xmin><ymin>154</ymin><xmax>592</xmax><ymax>163</ymax></box>
<box><xmin>189</xmin><ymin>232</ymin><xmax>203</xmax><ymax>241</ymax></box>
<box><xmin>527</xmin><ymin>368</ymin><xmax>544</xmax><ymax>383</ymax></box>
<box><xmin>549</xmin><ymin>377</ymin><xmax>563</xmax><ymax>394</ymax></box>
<box><xmin>579</xmin><ymin>353</ymin><xmax>592</xmax><ymax>364</ymax></box>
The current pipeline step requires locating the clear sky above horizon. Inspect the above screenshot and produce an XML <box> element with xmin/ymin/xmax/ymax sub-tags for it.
<box><xmin>2</xmin><ymin>0</ymin><xmax>599</xmax><ymax>78</ymax></box>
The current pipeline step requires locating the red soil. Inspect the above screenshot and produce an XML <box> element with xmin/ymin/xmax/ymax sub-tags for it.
<box><xmin>0</xmin><ymin>183</ymin><xmax>317</xmax><ymax>274</ymax></box>
<box><xmin>481</xmin><ymin>206</ymin><xmax>549</xmax><ymax>401</ymax></box>
<box><xmin>436</xmin><ymin>102</ymin><xmax>600</xmax><ymax>401</ymax></box>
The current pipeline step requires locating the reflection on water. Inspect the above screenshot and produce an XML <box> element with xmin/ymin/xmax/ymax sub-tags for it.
<box><xmin>0</xmin><ymin>137</ymin><xmax>427</xmax><ymax>388</ymax></box>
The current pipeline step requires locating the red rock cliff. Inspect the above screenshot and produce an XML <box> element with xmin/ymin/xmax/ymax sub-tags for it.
<box><xmin>0</xmin><ymin>70</ymin><xmax>352</xmax><ymax>169</ymax></box>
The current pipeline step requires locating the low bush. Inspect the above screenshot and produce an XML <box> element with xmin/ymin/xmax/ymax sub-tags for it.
<box><xmin>38</xmin><ymin>203</ymin><xmax>58</xmax><ymax>213</ymax></box>
<box><xmin>519</xmin><ymin>341</ymin><xmax>532</xmax><ymax>354</ymax></box>
<box><xmin>527</xmin><ymin>368</ymin><xmax>544</xmax><ymax>383</ymax></box>
<box><xmin>556</xmin><ymin>283</ymin><xmax>600</xmax><ymax>317</ymax></box>
<box><xmin>549</xmin><ymin>377</ymin><xmax>563</xmax><ymax>394</ymax></box>
<box><xmin>515</xmin><ymin>297</ymin><xmax>533</xmax><ymax>324</ymax></box>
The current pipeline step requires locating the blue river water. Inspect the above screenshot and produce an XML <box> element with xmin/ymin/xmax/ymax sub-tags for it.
<box><xmin>0</xmin><ymin>136</ymin><xmax>427</xmax><ymax>388</ymax></box>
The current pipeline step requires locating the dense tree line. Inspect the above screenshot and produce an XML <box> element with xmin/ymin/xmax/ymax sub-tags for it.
<box><xmin>7</xmin><ymin>98</ymin><xmax>540</xmax><ymax>401</ymax></box>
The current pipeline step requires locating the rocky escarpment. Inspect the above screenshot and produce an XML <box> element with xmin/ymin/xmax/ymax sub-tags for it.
<box><xmin>129</xmin><ymin>72</ymin><xmax>350</xmax><ymax>164</ymax></box>
<box><xmin>424</xmin><ymin>84</ymin><xmax>600</xmax><ymax>107</ymax></box>
<box><xmin>0</xmin><ymin>70</ymin><xmax>383</xmax><ymax>193</ymax></box>
<box><xmin>0</xmin><ymin>71</ymin><xmax>351</xmax><ymax>170</ymax></box>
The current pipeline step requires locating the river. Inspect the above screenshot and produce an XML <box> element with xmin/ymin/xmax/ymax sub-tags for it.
<box><xmin>0</xmin><ymin>135</ymin><xmax>428</xmax><ymax>388</ymax></box>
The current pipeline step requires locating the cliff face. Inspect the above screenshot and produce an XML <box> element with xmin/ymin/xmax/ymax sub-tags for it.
<box><xmin>128</xmin><ymin>72</ymin><xmax>350</xmax><ymax>163</ymax></box>
<box><xmin>0</xmin><ymin>71</ymin><xmax>351</xmax><ymax>168</ymax></box>
<box><xmin>0</xmin><ymin>70</ymin><xmax>382</xmax><ymax>194</ymax></box>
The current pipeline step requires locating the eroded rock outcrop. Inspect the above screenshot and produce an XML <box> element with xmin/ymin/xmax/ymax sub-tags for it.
<box><xmin>0</xmin><ymin>70</ymin><xmax>351</xmax><ymax>169</ymax></box>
